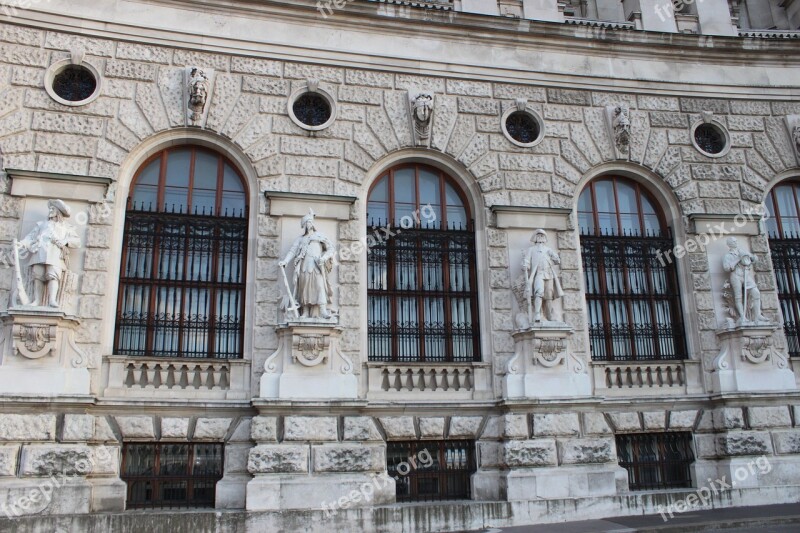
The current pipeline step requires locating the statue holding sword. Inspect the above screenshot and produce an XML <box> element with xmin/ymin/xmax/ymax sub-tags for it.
<box><xmin>279</xmin><ymin>209</ymin><xmax>336</xmax><ymax>320</ymax></box>
<box><xmin>522</xmin><ymin>229</ymin><xmax>564</xmax><ymax>324</ymax></box>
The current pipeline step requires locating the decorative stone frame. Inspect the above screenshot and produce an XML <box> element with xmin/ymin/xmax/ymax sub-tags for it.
<box><xmin>286</xmin><ymin>79</ymin><xmax>337</xmax><ymax>132</ymax></box>
<box><xmin>500</xmin><ymin>99</ymin><xmax>545</xmax><ymax>148</ymax></box>
<box><xmin>690</xmin><ymin>116</ymin><xmax>731</xmax><ymax>159</ymax></box>
<box><xmin>44</xmin><ymin>50</ymin><xmax>103</xmax><ymax>107</ymax></box>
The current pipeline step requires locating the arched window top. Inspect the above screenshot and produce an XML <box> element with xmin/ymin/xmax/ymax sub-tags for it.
<box><xmin>367</xmin><ymin>163</ymin><xmax>471</xmax><ymax>231</ymax></box>
<box><xmin>578</xmin><ymin>177</ymin><xmax>667</xmax><ymax>237</ymax></box>
<box><xmin>130</xmin><ymin>147</ymin><xmax>247</xmax><ymax>217</ymax></box>
<box><xmin>766</xmin><ymin>180</ymin><xmax>800</xmax><ymax>239</ymax></box>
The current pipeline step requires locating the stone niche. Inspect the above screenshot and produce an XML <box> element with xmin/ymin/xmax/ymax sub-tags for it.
<box><xmin>494</xmin><ymin>206</ymin><xmax>591</xmax><ymax>399</ymax></box>
<box><xmin>694</xmin><ymin>214</ymin><xmax>797</xmax><ymax>393</ymax></box>
<box><xmin>259</xmin><ymin>192</ymin><xmax>358</xmax><ymax>400</ymax></box>
<box><xmin>0</xmin><ymin>171</ymin><xmax>110</xmax><ymax>396</ymax></box>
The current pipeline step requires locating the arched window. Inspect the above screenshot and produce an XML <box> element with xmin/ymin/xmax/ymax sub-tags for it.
<box><xmin>366</xmin><ymin>163</ymin><xmax>479</xmax><ymax>363</ymax></box>
<box><xmin>115</xmin><ymin>147</ymin><xmax>248</xmax><ymax>358</ymax></box>
<box><xmin>765</xmin><ymin>181</ymin><xmax>800</xmax><ymax>356</ymax></box>
<box><xmin>578</xmin><ymin>177</ymin><xmax>686</xmax><ymax>361</ymax></box>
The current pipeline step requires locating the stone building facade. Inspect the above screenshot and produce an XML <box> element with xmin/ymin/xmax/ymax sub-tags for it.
<box><xmin>0</xmin><ymin>0</ymin><xmax>800</xmax><ymax>531</ymax></box>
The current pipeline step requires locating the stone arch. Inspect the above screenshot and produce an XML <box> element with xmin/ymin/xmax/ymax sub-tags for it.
<box><xmin>573</xmin><ymin>161</ymin><xmax>702</xmax><ymax>363</ymax></box>
<box><xmin>355</xmin><ymin>149</ymin><xmax>493</xmax><ymax>371</ymax></box>
<box><xmin>99</xmin><ymin>128</ymin><xmax>260</xmax><ymax>363</ymax></box>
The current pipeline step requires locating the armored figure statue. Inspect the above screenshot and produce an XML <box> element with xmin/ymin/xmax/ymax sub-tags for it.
<box><xmin>14</xmin><ymin>199</ymin><xmax>80</xmax><ymax>308</ymax></box>
<box><xmin>522</xmin><ymin>229</ymin><xmax>564</xmax><ymax>324</ymax></box>
<box><xmin>279</xmin><ymin>209</ymin><xmax>336</xmax><ymax>320</ymax></box>
<box><xmin>793</xmin><ymin>124</ymin><xmax>800</xmax><ymax>156</ymax></box>
<box><xmin>723</xmin><ymin>237</ymin><xmax>768</xmax><ymax>325</ymax></box>
<box><xmin>188</xmin><ymin>67</ymin><xmax>209</xmax><ymax>124</ymax></box>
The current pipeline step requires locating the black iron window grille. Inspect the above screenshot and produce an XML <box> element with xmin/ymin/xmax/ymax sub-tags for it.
<box><xmin>766</xmin><ymin>181</ymin><xmax>800</xmax><ymax>357</ymax></box>
<box><xmin>115</xmin><ymin>147</ymin><xmax>248</xmax><ymax>359</ymax></box>
<box><xmin>579</xmin><ymin>178</ymin><xmax>687</xmax><ymax>362</ymax></box>
<box><xmin>616</xmin><ymin>432</ymin><xmax>694</xmax><ymax>491</ymax></box>
<box><xmin>367</xmin><ymin>164</ymin><xmax>480</xmax><ymax>363</ymax></box>
<box><xmin>387</xmin><ymin>440</ymin><xmax>475</xmax><ymax>502</ymax></box>
<box><xmin>694</xmin><ymin>123</ymin><xmax>726</xmax><ymax>155</ymax></box>
<box><xmin>52</xmin><ymin>65</ymin><xmax>97</xmax><ymax>102</ymax></box>
<box><xmin>122</xmin><ymin>442</ymin><xmax>224</xmax><ymax>509</ymax></box>
<box><xmin>505</xmin><ymin>111</ymin><xmax>540</xmax><ymax>144</ymax></box>
<box><xmin>292</xmin><ymin>92</ymin><xmax>332</xmax><ymax>127</ymax></box>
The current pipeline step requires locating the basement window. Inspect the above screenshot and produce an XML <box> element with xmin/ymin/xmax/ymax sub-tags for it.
<box><xmin>387</xmin><ymin>440</ymin><xmax>476</xmax><ymax>502</ymax></box>
<box><xmin>616</xmin><ymin>432</ymin><xmax>694</xmax><ymax>491</ymax></box>
<box><xmin>122</xmin><ymin>442</ymin><xmax>224</xmax><ymax>509</ymax></box>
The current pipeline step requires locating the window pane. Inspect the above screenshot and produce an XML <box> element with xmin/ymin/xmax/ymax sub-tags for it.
<box><xmin>394</xmin><ymin>168</ymin><xmax>416</xmax><ymax>204</ymax></box>
<box><xmin>132</xmin><ymin>157</ymin><xmax>161</xmax><ymax>210</ymax></box>
<box><xmin>164</xmin><ymin>149</ymin><xmax>192</xmax><ymax>213</ymax></box>
<box><xmin>616</xmin><ymin>181</ymin><xmax>638</xmax><ymax>213</ymax></box>
<box><xmin>192</xmin><ymin>151</ymin><xmax>218</xmax><ymax>216</ymax></box>
<box><xmin>419</xmin><ymin>169</ymin><xmax>441</xmax><ymax>207</ymax></box>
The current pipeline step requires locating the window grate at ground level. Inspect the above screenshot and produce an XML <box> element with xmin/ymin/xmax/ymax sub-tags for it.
<box><xmin>387</xmin><ymin>440</ymin><xmax>475</xmax><ymax>502</ymax></box>
<box><xmin>121</xmin><ymin>442</ymin><xmax>223</xmax><ymax>509</ymax></box>
<box><xmin>616</xmin><ymin>432</ymin><xmax>694</xmax><ymax>491</ymax></box>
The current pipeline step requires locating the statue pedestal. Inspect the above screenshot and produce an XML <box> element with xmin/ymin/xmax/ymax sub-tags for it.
<box><xmin>259</xmin><ymin>321</ymin><xmax>357</xmax><ymax>400</ymax></box>
<box><xmin>0</xmin><ymin>307</ymin><xmax>90</xmax><ymax>395</ymax></box>
<box><xmin>711</xmin><ymin>324</ymin><xmax>796</xmax><ymax>393</ymax></box>
<box><xmin>504</xmin><ymin>323</ymin><xmax>591</xmax><ymax>399</ymax></box>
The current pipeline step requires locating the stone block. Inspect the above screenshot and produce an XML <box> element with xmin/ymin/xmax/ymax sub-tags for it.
<box><xmin>583</xmin><ymin>413</ymin><xmax>612</xmax><ymax>435</ymax></box>
<box><xmin>607</xmin><ymin>412</ymin><xmax>641</xmax><ymax>432</ymax></box>
<box><xmin>284</xmin><ymin>417</ymin><xmax>338</xmax><ymax>442</ymax></box>
<box><xmin>194</xmin><ymin>418</ymin><xmax>233</xmax><ymax>440</ymax></box>
<box><xmin>0</xmin><ymin>445</ymin><xmax>19</xmax><ymax>476</ymax></box>
<box><xmin>62</xmin><ymin>415</ymin><xmax>94</xmax><ymax>442</ymax></box>
<box><xmin>418</xmin><ymin>418</ymin><xmax>446</xmax><ymax>439</ymax></box>
<box><xmin>642</xmin><ymin>412</ymin><xmax>666</xmax><ymax>430</ymax></box>
<box><xmin>773</xmin><ymin>431</ymin><xmax>800</xmax><ymax>455</ymax></box>
<box><xmin>533</xmin><ymin>413</ymin><xmax>580</xmax><ymax>437</ymax></box>
<box><xmin>0</xmin><ymin>414</ymin><xmax>56</xmax><ymax>441</ymax></box>
<box><xmin>251</xmin><ymin>417</ymin><xmax>279</xmax><ymax>442</ymax></box>
<box><xmin>477</xmin><ymin>441</ymin><xmax>503</xmax><ymax>469</ymax></box>
<box><xmin>378</xmin><ymin>416</ymin><xmax>416</xmax><ymax>440</ymax></box>
<box><xmin>161</xmin><ymin>418</ymin><xmax>190</xmax><ymax>439</ymax></box>
<box><xmin>669</xmin><ymin>410</ymin><xmax>699</xmax><ymax>430</ymax></box>
<box><xmin>558</xmin><ymin>438</ymin><xmax>615</xmax><ymax>465</ymax></box>
<box><xmin>747</xmin><ymin>406</ymin><xmax>792</xmax><ymax>429</ymax></box>
<box><xmin>480</xmin><ymin>416</ymin><xmax>503</xmax><ymax>439</ymax></box>
<box><xmin>114</xmin><ymin>416</ymin><xmax>155</xmax><ymax>439</ymax></box>
<box><xmin>312</xmin><ymin>444</ymin><xmax>384</xmax><ymax>473</ymax></box>
<box><xmin>248</xmin><ymin>445</ymin><xmax>309</xmax><ymax>474</ymax></box>
<box><xmin>503</xmin><ymin>440</ymin><xmax>557</xmax><ymax>467</ymax></box>
<box><xmin>717</xmin><ymin>432</ymin><xmax>772</xmax><ymax>456</ymax></box>
<box><xmin>343</xmin><ymin>417</ymin><xmax>382</xmax><ymax>441</ymax></box>
<box><xmin>713</xmin><ymin>408</ymin><xmax>744</xmax><ymax>429</ymax></box>
<box><xmin>93</xmin><ymin>417</ymin><xmax>117</xmax><ymax>442</ymax></box>
<box><xmin>21</xmin><ymin>444</ymin><xmax>92</xmax><ymax>476</ymax></box>
<box><xmin>503</xmin><ymin>414</ymin><xmax>529</xmax><ymax>439</ymax></box>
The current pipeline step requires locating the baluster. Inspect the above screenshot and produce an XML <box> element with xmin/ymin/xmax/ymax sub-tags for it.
<box><xmin>381</xmin><ymin>369</ymin><xmax>390</xmax><ymax>391</ymax></box>
<box><xmin>441</xmin><ymin>369</ymin><xmax>450</xmax><ymax>391</ymax></box>
<box><xmin>417</xmin><ymin>369</ymin><xmax>426</xmax><ymax>391</ymax></box>
<box><xmin>124</xmin><ymin>363</ymin><xmax>136</xmax><ymax>388</ymax></box>
<box><xmin>404</xmin><ymin>369</ymin><xmax>414</xmax><ymax>391</ymax></box>
<box><xmin>429</xmin><ymin>369</ymin><xmax>438</xmax><ymax>391</ymax></box>
<box><xmin>212</xmin><ymin>364</ymin><xmax>223</xmax><ymax>390</ymax></box>
<box><xmin>192</xmin><ymin>365</ymin><xmax>202</xmax><ymax>389</ymax></box>
<box><xmin>452</xmin><ymin>369</ymin><xmax>461</xmax><ymax>391</ymax></box>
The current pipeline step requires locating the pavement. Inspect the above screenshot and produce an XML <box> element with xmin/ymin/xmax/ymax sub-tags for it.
<box><xmin>462</xmin><ymin>503</ymin><xmax>800</xmax><ymax>532</ymax></box>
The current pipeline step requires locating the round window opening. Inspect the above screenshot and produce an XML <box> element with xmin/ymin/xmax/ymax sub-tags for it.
<box><xmin>52</xmin><ymin>65</ymin><xmax>98</xmax><ymax>103</ymax></box>
<box><xmin>694</xmin><ymin>123</ymin><xmax>726</xmax><ymax>156</ymax></box>
<box><xmin>505</xmin><ymin>111</ymin><xmax>541</xmax><ymax>145</ymax></box>
<box><xmin>292</xmin><ymin>92</ymin><xmax>332</xmax><ymax>128</ymax></box>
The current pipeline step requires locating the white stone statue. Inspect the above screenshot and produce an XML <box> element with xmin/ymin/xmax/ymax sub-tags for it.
<box><xmin>13</xmin><ymin>199</ymin><xmax>80</xmax><ymax>308</ymax></box>
<box><xmin>522</xmin><ymin>229</ymin><xmax>564</xmax><ymax>324</ymax></box>
<box><xmin>612</xmin><ymin>106</ymin><xmax>631</xmax><ymax>151</ymax></box>
<box><xmin>722</xmin><ymin>237</ymin><xmax>769</xmax><ymax>325</ymax></box>
<box><xmin>188</xmin><ymin>67</ymin><xmax>209</xmax><ymax>124</ymax></box>
<box><xmin>279</xmin><ymin>209</ymin><xmax>336</xmax><ymax>320</ymax></box>
<box><xmin>411</xmin><ymin>92</ymin><xmax>433</xmax><ymax>144</ymax></box>
<box><xmin>793</xmin><ymin>124</ymin><xmax>800</xmax><ymax>156</ymax></box>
